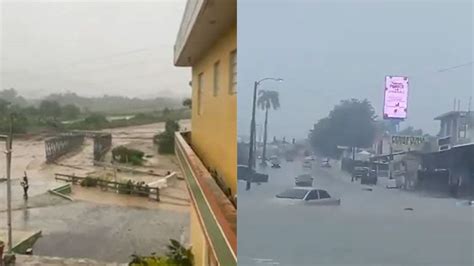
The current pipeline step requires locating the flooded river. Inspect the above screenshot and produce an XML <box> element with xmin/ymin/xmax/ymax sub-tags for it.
<box><xmin>0</xmin><ymin>121</ymin><xmax>191</xmax><ymax>262</ymax></box>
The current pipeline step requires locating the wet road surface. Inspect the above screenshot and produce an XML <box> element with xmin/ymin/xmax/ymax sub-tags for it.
<box><xmin>0</xmin><ymin>199</ymin><xmax>189</xmax><ymax>263</ymax></box>
<box><xmin>238</xmin><ymin>158</ymin><xmax>474</xmax><ymax>266</ymax></box>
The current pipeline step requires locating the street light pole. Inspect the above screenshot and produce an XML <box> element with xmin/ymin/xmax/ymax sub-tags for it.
<box><xmin>246</xmin><ymin>81</ymin><xmax>258</xmax><ymax>191</ymax></box>
<box><xmin>247</xmin><ymin>77</ymin><xmax>283</xmax><ymax>191</ymax></box>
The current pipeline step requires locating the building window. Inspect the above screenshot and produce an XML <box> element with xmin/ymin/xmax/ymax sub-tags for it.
<box><xmin>197</xmin><ymin>73</ymin><xmax>203</xmax><ymax>115</ymax></box>
<box><xmin>213</xmin><ymin>61</ymin><xmax>220</xmax><ymax>97</ymax></box>
<box><xmin>229</xmin><ymin>50</ymin><xmax>237</xmax><ymax>94</ymax></box>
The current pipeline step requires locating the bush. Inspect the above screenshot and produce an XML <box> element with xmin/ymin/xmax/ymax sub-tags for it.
<box><xmin>156</xmin><ymin>133</ymin><xmax>175</xmax><ymax>154</ymax></box>
<box><xmin>80</xmin><ymin>176</ymin><xmax>98</xmax><ymax>187</ymax></box>
<box><xmin>155</xmin><ymin>119</ymin><xmax>180</xmax><ymax>154</ymax></box>
<box><xmin>129</xmin><ymin>239</ymin><xmax>193</xmax><ymax>266</ymax></box>
<box><xmin>130</xmin><ymin>155</ymin><xmax>143</xmax><ymax>166</ymax></box>
<box><xmin>112</xmin><ymin>146</ymin><xmax>145</xmax><ymax>164</ymax></box>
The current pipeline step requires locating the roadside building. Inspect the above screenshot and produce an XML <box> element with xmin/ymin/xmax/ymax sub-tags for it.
<box><xmin>173</xmin><ymin>1</ymin><xmax>236</xmax><ymax>265</ymax></box>
<box><xmin>417</xmin><ymin>110</ymin><xmax>474</xmax><ymax>197</ymax></box>
<box><xmin>419</xmin><ymin>143</ymin><xmax>474</xmax><ymax>197</ymax></box>
<box><xmin>435</xmin><ymin>111</ymin><xmax>473</xmax><ymax>150</ymax></box>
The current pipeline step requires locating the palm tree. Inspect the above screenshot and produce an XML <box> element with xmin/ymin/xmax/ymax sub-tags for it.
<box><xmin>257</xmin><ymin>90</ymin><xmax>280</xmax><ymax>165</ymax></box>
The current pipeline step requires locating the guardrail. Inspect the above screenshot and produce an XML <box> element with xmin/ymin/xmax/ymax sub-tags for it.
<box><xmin>54</xmin><ymin>173</ymin><xmax>160</xmax><ymax>201</ymax></box>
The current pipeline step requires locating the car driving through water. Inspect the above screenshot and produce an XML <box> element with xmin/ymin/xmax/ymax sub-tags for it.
<box><xmin>275</xmin><ymin>187</ymin><xmax>341</xmax><ymax>206</ymax></box>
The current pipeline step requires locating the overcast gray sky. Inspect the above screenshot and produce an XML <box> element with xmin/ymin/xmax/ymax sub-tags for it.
<box><xmin>238</xmin><ymin>0</ymin><xmax>473</xmax><ymax>138</ymax></box>
<box><xmin>1</xmin><ymin>0</ymin><xmax>190</xmax><ymax>99</ymax></box>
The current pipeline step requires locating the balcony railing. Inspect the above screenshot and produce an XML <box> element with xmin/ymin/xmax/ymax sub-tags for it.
<box><xmin>175</xmin><ymin>131</ymin><xmax>236</xmax><ymax>265</ymax></box>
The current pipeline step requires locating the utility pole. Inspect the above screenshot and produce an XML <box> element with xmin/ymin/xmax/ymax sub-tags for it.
<box><xmin>1</xmin><ymin>114</ymin><xmax>14</xmax><ymax>260</ymax></box>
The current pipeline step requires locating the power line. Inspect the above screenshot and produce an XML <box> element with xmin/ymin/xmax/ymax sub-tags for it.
<box><xmin>436</xmin><ymin>61</ymin><xmax>473</xmax><ymax>73</ymax></box>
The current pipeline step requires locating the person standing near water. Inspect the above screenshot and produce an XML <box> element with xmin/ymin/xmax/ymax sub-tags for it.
<box><xmin>20</xmin><ymin>172</ymin><xmax>29</xmax><ymax>200</ymax></box>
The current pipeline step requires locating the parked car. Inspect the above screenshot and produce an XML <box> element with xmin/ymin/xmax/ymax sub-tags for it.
<box><xmin>237</xmin><ymin>165</ymin><xmax>269</xmax><ymax>183</ymax></box>
<box><xmin>295</xmin><ymin>174</ymin><xmax>314</xmax><ymax>187</ymax></box>
<box><xmin>270</xmin><ymin>156</ymin><xmax>281</xmax><ymax>168</ymax></box>
<box><xmin>275</xmin><ymin>187</ymin><xmax>341</xmax><ymax>206</ymax></box>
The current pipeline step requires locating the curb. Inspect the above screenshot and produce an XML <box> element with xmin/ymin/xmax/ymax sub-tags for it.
<box><xmin>11</xmin><ymin>230</ymin><xmax>42</xmax><ymax>254</ymax></box>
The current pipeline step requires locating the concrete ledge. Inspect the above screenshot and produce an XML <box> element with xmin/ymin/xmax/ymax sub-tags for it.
<box><xmin>0</xmin><ymin>230</ymin><xmax>42</xmax><ymax>255</ymax></box>
<box><xmin>48</xmin><ymin>184</ymin><xmax>74</xmax><ymax>201</ymax></box>
<box><xmin>52</xmin><ymin>184</ymin><xmax>72</xmax><ymax>194</ymax></box>
<box><xmin>12</xmin><ymin>231</ymin><xmax>42</xmax><ymax>254</ymax></box>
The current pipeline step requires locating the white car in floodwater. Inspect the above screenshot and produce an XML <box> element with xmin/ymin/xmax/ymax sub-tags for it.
<box><xmin>275</xmin><ymin>187</ymin><xmax>341</xmax><ymax>206</ymax></box>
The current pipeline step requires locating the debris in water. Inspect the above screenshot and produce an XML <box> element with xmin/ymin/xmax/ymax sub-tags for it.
<box><xmin>404</xmin><ymin>207</ymin><xmax>414</xmax><ymax>211</ymax></box>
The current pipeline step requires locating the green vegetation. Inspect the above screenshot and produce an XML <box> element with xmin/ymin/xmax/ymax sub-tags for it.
<box><xmin>154</xmin><ymin>120</ymin><xmax>180</xmax><ymax>154</ymax></box>
<box><xmin>63</xmin><ymin>109</ymin><xmax>189</xmax><ymax>131</ymax></box>
<box><xmin>182</xmin><ymin>98</ymin><xmax>192</xmax><ymax>109</ymax></box>
<box><xmin>310</xmin><ymin>98</ymin><xmax>376</xmax><ymax>158</ymax></box>
<box><xmin>117</xmin><ymin>180</ymin><xmax>150</xmax><ymax>196</ymax></box>
<box><xmin>80</xmin><ymin>176</ymin><xmax>99</xmax><ymax>187</ymax></box>
<box><xmin>0</xmin><ymin>91</ymin><xmax>80</xmax><ymax>133</ymax></box>
<box><xmin>129</xmin><ymin>239</ymin><xmax>193</xmax><ymax>266</ymax></box>
<box><xmin>0</xmin><ymin>89</ymin><xmax>190</xmax><ymax>134</ymax></box>
<box><xmin>76</xmin><ymin>175</ymin><xmax>152</xmax><ymax>197</ymax></box>
<box><xmin>43</xmin><ymin>92</ymin><xmax>182</xmax><ymax>114</ymax></box>
<box><xmin>257</xmin><ymin>90</ymin><xmax>280</xmax><ymax>162</ymax></box>
<box><xmin>112</xmin><ymin>146</ymin><xmax>145</xmax><ymax>165</ymax></box>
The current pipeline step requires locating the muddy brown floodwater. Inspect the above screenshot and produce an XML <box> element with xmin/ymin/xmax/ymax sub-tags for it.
<box><xmin>0</xmin><ymin>120</ymin><xmax>191</xmax><ymax>263</ymax></box>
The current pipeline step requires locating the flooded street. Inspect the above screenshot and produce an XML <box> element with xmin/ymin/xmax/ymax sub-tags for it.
<box><xmin>0</xmin><ymin>200</ymin><xmax>188</xmax><ymax>263</ymax></box>
<box><xmin>238</xmin><ymin>158</ymin><xmax>474</xmax><ymax>266</ymax></box>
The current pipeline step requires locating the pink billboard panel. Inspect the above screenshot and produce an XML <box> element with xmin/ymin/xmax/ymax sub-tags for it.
<box><xmin>384</xmin><ymin>76</ymin><xmax>409</xmax><ymax>119</ymax></box>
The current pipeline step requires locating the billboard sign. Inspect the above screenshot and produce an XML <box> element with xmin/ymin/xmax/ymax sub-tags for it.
<box><xmin>384</xmin><ymin>76</ymin><xmax>409</xmax><ymax>119</ymax></box>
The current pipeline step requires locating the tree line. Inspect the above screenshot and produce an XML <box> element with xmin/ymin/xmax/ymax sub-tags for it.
<box><xmin>0</xmin><ymin>88</ymin><xmax>190</xmax><ymax>134</ymax></box>
<box><xmin>309</xmin><ymin>98</ymin><xmax>431</xmax><ymax>158</ymax></box>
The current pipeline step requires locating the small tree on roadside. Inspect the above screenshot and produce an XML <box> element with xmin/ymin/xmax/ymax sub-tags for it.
<box><xmin>310</xmin><ymin>98</ymin><xmax>376</xmax><ymax>158</ymax></box>
<box><xmin>182</xmin><ymin>98</ymin><xmax>192</xmax><ymax>109</ymax></box>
